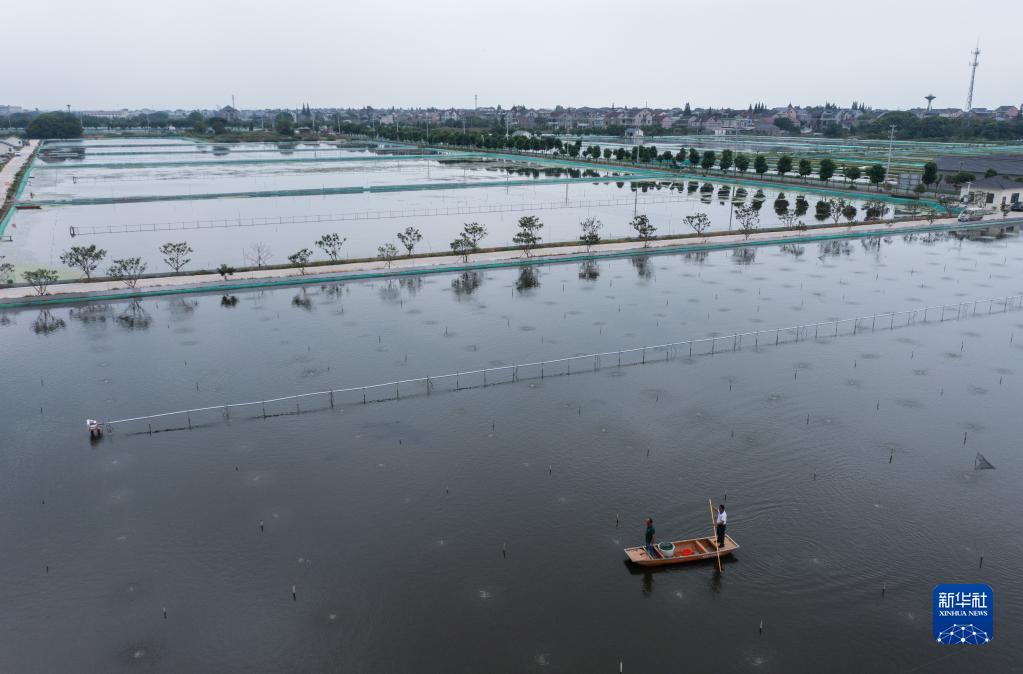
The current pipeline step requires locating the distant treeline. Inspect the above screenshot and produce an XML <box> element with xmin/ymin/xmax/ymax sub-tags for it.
<box><xmin>858</xmin><ymin>112</ymin><xmax>1023</xmax><ymax>141</ymax></box>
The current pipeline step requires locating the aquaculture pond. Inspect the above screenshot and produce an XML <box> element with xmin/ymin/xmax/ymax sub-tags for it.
<box><xmin>7</xmin><ymin>139</ymin><xmax>932</xmax><ymax>277</ymax></box>
<box><xmin>1</xmin><ymin>232</ymin><xmax>1021</xmax><ymax>672</ymax></box>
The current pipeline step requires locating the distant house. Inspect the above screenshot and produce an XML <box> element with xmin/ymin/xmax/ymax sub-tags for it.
<box><xmin>632</xmin><ymin>109</ymin><xmax>653</xmax><ymax>126</ymax></box>
<box><xmin>994</xmin><ymin>105</ymin><xmax>1020</xmax><ymax>120</ymax></box>
<box><xmin>218</xmin><ymin>105</ymin><xmax>239</xmax><ymax>121</ymax></box>
<box><xmin>623</xmin><ymin>127</ymin><xmax>644</xmax><ymax>141</ymax></box>
<box><xmin>961</xmin><ymin>176</ymin><xmax>1022</xmax><ymax>209</ymax></box>
<box><xmin>511</xmin><ymin>130</ymin><xmax>533</xmax><ymax>139</ymax></box>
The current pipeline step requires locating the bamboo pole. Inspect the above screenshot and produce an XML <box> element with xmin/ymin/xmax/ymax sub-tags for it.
<box><xmin>709</xmin><ymin>498</ymin><xmax>722</xmax><ymax>572</ymax></box>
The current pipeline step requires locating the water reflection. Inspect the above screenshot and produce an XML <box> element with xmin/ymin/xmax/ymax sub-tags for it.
<box><xmin>774</xmin><ymin>193</ymin><xmax>790</xmax><ymax>216</ymax></box>
<box><xmin>794</xmin><ymin>195</ymin><xmax>809</xmax><ymax>216</ymax></box>
<box><xmin>732</xmin><ymin>247</ymin><xmax>757</xmax><ymax>265</ymax></box>
<box><xmin>683</xmin><ymin>250</ymin><xmax>709</xmax><ymax>264</ymax></box>
<box><xmin>451</xmin><ymin>271</ymin><xmax>483</xmax><ymax>298</ymax></box>
<box><xmin>514</xmin><ymin>266</ymin><xmax>541</xmax><ymax>292</ymax></box>
<box><xmin>69</xmin><ymin>303</ymin><xmax>112</xmax><ymax>324</ymax></box>
<box><xmin>780</xmin><ymin>244</ymin><xmax>805</xmax><ymax>258</ymax></box>
<box><xmin>818</xmin><ymin>241</ymin><xmax>853</xmax><ymax>258</ymax></box>
<box><xmin>291</xmin><ymin>290</ymin><xmax>313</xmax><ymax>310</ymax></box>
<box><xmin>399</xmin><ymin>276</ymin><xmax>423</xmax><ymax>295</ymax></box>
<box><xmin>630</xmin><ymin>255</ymin><xmax>654</xmax><ymax>280</ymax></box>
<box><xmin>578</xmin><ymin>260</ymin><xmax>600</xmax><ymax>281</ymax></box>
<box><xmin>169</xmin><ymin>298</ymin><xmax>199</xmax><ymax>315</ymax></box>
<box><xmin>863</xmin><ymin>201</ymin><xmax>889</xmax><ymax>220</ymax></box>
<box><xmin>220</xmin><ymin>295</ymin><xmax>239</xmax><ymax>307</ymax></box>
<box><xmin>323</xmin><ymin>283</ymin><xmax>347</xmax><ymax>299</ymax></box>
<box><xmin>32</xmin><ymin>309</ymin><xmax>66</xmax><ymax>335</ymax></box>
<box><xmin>117</xmin><ymin>301</ymin><xmax>152</xmax><ymax>329</ymax></box>
<box><xmin>378</xmin><ymin>279</ymin><xmax>400</xmax><ymax>302</ymax></box>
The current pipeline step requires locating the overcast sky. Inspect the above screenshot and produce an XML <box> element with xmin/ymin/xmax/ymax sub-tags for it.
<box><xmin>7</xmin><ymin>0</ymin><xmax>1019</xmax><ymax>111</ymax></box>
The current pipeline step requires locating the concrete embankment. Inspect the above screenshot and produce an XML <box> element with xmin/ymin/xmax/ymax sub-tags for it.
<box><xmin>1</xmin><ymin>215</ymin><xmax>1019</xmax><ymax>309</ymax></box>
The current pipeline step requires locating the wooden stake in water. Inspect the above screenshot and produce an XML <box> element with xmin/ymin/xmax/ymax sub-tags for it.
<box><xmin>292</xmin><ymin>585</ymin><xmax>297</xmax><ymax>601</ymax></box>
<box><xmin>709</xmin><ymin>499</ymin><xmax>722</xmax><ymax>572</ymax></box>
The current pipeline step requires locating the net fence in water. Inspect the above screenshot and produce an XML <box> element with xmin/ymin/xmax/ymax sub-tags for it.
<box><xmin>67</xmin><ymin>194</ymin><xmax>690</xmax><ymax>237</ymax></box>
<box><xmin>98</xmin><ymin>294</ymin><xmax>1023</xmax><ymax>436</ymax></box>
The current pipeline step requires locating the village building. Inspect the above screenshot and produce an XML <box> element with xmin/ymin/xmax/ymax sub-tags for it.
<box><xmin>961</xmin><ymin>176</ymin><xmax>1022</xmax><ymax>209</ymax></box>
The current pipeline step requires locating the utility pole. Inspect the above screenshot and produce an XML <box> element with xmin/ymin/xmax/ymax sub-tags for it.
<box><xmin>965</xmin><ymin>45</ymin><xmax>980</xmax><ymax>112</ymax></box>
<box><xmin>886</xmin><ymin>124</ymin><xmax>896</xmax><ymax>187</ymax></box>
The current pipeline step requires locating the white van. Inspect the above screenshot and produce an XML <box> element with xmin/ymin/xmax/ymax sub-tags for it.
<box><xmin>958</xmin><ymin>208</ymin><xmax>991</xmax><ymax>222</ymax></box>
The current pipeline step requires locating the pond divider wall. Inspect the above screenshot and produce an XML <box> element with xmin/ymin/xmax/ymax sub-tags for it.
<box><xmin>100</xmin><ymin>294</ymin><xmax>1023</xmax><ymax>435</ymax></box>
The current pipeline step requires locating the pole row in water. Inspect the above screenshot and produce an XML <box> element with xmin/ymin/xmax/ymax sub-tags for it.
<box><xmin>97</xmin><ymin>294</ymin><xmax>1023</xmax><ymax>433</ymax></box>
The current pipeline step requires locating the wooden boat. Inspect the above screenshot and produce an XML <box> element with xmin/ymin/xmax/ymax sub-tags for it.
<box><xmin>624</xmin><ymin>534</ymin><xmax>738</xmax><ymax>567</ymax></box>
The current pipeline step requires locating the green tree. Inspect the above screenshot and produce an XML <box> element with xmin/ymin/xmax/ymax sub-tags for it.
<box><xmin>776</xmin><ymin>155</ymin><xmax>793</xmax><ymax>176</ymax></box>
<box><xmin>734</xmin><ymin>153</ymin><xmax>750</xmax><ymax>174</ymax></box>
<box><xmin>688</xmin><ymin>148</ymin><xmax>700</xmax><ymax>166</ymax></box>
<box><xmin>950</xmin><ymin>171</ymin><xmax>976</xmax><ymax>186</ymax></box>
<box><xmin>603</xmin><ymin>148</ymin><xmax>612</xmax><ymax>160</ymax></box>
<box><xmin>450</xmin><ymin>222</ymin><xmax>487</xmax><ymax>261</ymax></box>
<box><xmin>217</xmin><ymin>264</ymin><xmax>235</xmax><ymax>280</ymax></box>
<box><xmin>700</xmin><ymin>150</ymin><xmax>716</xmax><ymax>172</ymax></box>
<box><xmin>826</xmin><ymin>198</ymin><xmax>847</xmax><ymax>225</ymax></box>
<box><xmin>0</xmin><ymin>255</ymin><xmax>13</xmax><ymax>284</ymax></box>
<box><xmin>921</xmin><ymin>161</ymin><xmax>939</xmax><ymax>191</ymax></box>
<box><xmin>684</xmin><ymin>213</ymin><xmax>711</xmax><ymax>238</ymax></box>
<box><xmin>734</xmin><ymin>205</ymin><xmax>760</xmax><ymax>240</ymax></box>
<box><xmin>315</xmin><ymin>233</ymin><xmax>347</xmax><ymax>261</ymax></box>
<box><xmin>192</xmin><ymin>120</ymin><xmax>207</xmax><ymax>134</ymax></box>
<box><xmin>23</xmin><ymin>268</ymin><xmax>59</xmax><ymax>295</ymax></box>
<box><xmin>288</xmin><ymin>248</ymin><xmax>313</xmax><ymax>274</ymax></box>
<box><xmin>59</xmin><ymin>244</ymin><xmax>106</xmax><ymax>279</ymax></box>
<box><xmin>159</xmin><ymin>242</ymin><xmax>193</xmax><ymax>272</ymax></box>
<box><xmin>719</xmin><ymin>149</ymin><xmax>734</xmax><ymax>172</ymax></box>
<box><xmin>377</xmin><ymin>243</ymin><xmax>398</xmax><ymax>268</ymax></box>
<box><xmin>208</xmin><ymin>117</ymin><xmax>228</xmax><ymax>134</ymax></box>
<box><xmin>843</xmin><ymin>165</ymin><xmax>862</xmax><ymax>183</ymax></box>
<box><xmin>798</xmin><ymin>159</ymin><xmax>813</xmax><ymax>181</ymax></box>
<box><xmin>396</xmin><ymin>227</ymin><xmax>422</xmax><ymax>256</ymax></box>
<box><xmin>818</xmin><ymin>158</ymin><xmax>836</xmax><ymax>183</ymax></box>
<box><xmin>26</xmin><ymin>112</ymin><xmax>82</xmax><ymax>139</ymax></box>
<box><xmin>867</xmin><ymin>164</ymin><xmax>887</xmax><ymax>190</ymax></box>
<box><xmin>630</xmin><ymin>214</ymin><xmax>657</xmax><ymax>246</ymax></box>
<box><xmin>107</xmin><ymin>257</ymin><xmax>147</xmax><ymax>289</ymax></box>
<box><xmin>773</xmin><ymin>117</ymin><xmax>798</xmax><ymax>133</ymax></box>
<box><xmin>512</xmin><ymin>215</ymin><xmax>544</xmax><ymax>256</ymax></box>
<box><xmin>753</xmin><ymin>154</ymin><xmax>769</xmax><ymax>175</ymax></box>
<box><xmin>274</xmin><ymin>112</ymin><xmax>294</xmax><ymax>135</ymax></box>
<box><xmin>579</xmin><ymin>217</ymin><xmax>603</xmax><ymax>251</ymax></box>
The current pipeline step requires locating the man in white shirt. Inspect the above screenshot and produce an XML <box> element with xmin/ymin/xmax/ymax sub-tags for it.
<box><xmin>715</xmin><ymin>504</ymin><xmax>727</xmax><ymax>548</ymax></box>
